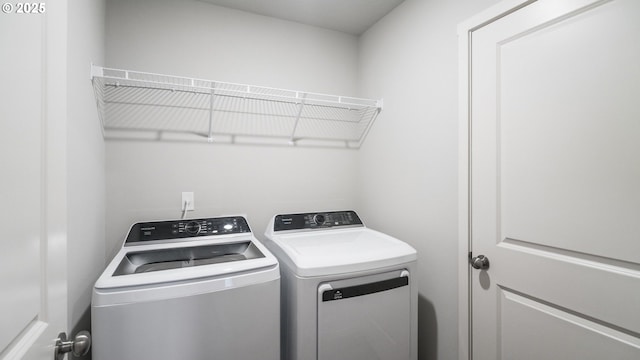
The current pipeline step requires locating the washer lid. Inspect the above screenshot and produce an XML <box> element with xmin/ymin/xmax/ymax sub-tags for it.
<box><xmin>269</xmin><ymin>227</ymin><xmax>416</xmax><ymax>277</ymax></box>
<box><xmin>94</xmin><ymin>235</ymin><xmax>279</xmax><ymax>289</ymax></box>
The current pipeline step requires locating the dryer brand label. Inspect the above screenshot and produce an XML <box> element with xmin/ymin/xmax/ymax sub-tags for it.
<box><xmin>321</xmin><ymin>277</ymin><xmax>409</xmax><ymax>302</ymax></box>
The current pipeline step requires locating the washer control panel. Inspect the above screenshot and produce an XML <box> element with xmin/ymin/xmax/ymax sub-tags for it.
<box><xmin>273</xmin><ymin>210</ymin><xmax>363</xmax><ymax>232</ymax></box>
<box><xmin>125</xmin><ymin>216</ymin><xmax>251</xmax><ymax>244</ymax></box>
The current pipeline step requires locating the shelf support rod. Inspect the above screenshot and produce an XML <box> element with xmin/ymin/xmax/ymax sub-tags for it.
<box><xmin>208</xmin><ymin>84</ymin><xmax>216</xmax><ymax>143</ymax></box>
<box><xmin>289</xmin><ymin>93</ymin><xmax>307</xmax><ymax>145</ymax></box>
<box><xmin>354</xmin><ymin>105</ymin><xmax>382</xmax><ymax>148</ymax></box>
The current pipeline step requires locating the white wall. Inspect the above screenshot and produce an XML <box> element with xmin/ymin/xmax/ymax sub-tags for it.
<box><xmin>357</xmin><ymin>1</ymin><xmax>499</xmax><ymax>359</ymax></box>
<box><xmin>67</xmin><ymin>0</ymin><xmax>106</xmax><ymax>343</ymax></box>
<box><xmin>104</xmin><ymin>0</ymin><xmax>360</xmax><ymax>257</ymax></box>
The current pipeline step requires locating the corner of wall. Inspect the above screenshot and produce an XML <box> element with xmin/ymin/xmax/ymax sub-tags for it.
<box><xmin>66</xmin><ymin>0</ymin><xmax>107</xmax><ymax>335</ymax></box>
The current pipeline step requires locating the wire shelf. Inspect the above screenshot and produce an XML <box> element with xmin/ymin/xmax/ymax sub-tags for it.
<box><xmin>90</xmin><ymin>65</ymin><xmax>382</xmax><ymax>148</ymax></box>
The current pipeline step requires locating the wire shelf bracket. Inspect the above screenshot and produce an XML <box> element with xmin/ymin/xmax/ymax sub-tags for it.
<box><xmin>90</xmin><ymin>65</ymin><xmax>383</xmax><ymax>148</ymax></box>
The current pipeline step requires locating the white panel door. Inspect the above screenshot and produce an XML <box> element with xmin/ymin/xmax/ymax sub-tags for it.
<box><xmin>468</xmin><ymin>0</ymin><xmax>640</xmax><ymax>359</ymax></box>
<box><xmin>0</xmin><ymin>1</ymin><xmax>69</xmax><ymax>359</ymax></box>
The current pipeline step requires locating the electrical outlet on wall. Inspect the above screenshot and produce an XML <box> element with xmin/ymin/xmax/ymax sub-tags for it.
<box><xmin>182</xmin><ymin>192</ymin><xmax>194</xmax><ymax>211</ymax></box>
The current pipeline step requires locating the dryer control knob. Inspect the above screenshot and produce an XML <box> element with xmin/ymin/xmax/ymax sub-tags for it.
<box><xmin>185</xmin><ymin>221</ymin><xmax>201</xmax><ymax>235</ymax></box>
<box><xmin>313</xmin><ymin>214</ymin><xmax>325</xmax><ymax>226</ymax></box>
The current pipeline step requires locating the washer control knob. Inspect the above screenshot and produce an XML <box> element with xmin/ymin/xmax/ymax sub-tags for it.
<box><xmin>313</xmin><ymin>214</ymin><xmax>325</xmax><ymax>226</ymax></box>
<box><xmin>184</xmin><ymin>221</ymin><xmax>201</xmax><ymax>235</ymax></box>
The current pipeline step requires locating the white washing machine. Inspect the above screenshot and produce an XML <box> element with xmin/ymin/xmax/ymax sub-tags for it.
<box><xmin>264</xmin><ymin>210</ymin><xmax>418</xmax><ymax>360</ymax></box>
<box><xmin>92</xmin><ymin>216</ymin><xmax>280</xmax><ymax>360</ymax></box>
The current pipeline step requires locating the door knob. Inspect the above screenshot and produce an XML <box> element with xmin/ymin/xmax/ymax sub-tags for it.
<box><xmin>54</xmin><ymin>330</ymin><xmax>91</xmax><ymax>359</ymax></box>
<box><xmin>470</xmin><ymin>255</ymin><xmax>490</xmax><ymax>270</ymax></box>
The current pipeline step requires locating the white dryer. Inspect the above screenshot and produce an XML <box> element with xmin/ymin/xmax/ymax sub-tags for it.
<box><xmin>92</xmin><ymin>216</ymin><xmax>280</xmax><ymax>360</ymax></box>
<box><xmin>264</xmin><ymin>210</ymin><xmax>417</xmax><ymax>360</ymax></box>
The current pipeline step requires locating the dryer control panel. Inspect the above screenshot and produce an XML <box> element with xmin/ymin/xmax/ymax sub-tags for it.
<box><xmin>125</xmin><ymin>216</ymin><xmax>251</xmax><ymax>244</ymax></box>
<box><xmin>273</xmin><ymin>210</ymin><xmax>363</xmax><ymax>232</ymax></box>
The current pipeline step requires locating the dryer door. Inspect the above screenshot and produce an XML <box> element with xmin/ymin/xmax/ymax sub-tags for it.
<box><xmin>317</xmin><ymin>270</ymin><xmax>411</xmax><ymax>360</ymax></box>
